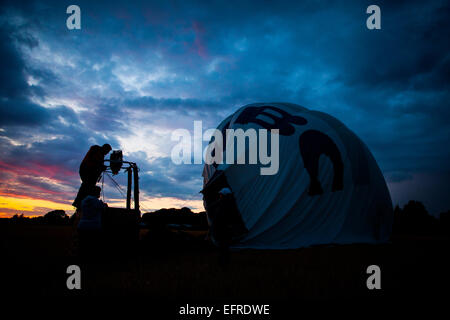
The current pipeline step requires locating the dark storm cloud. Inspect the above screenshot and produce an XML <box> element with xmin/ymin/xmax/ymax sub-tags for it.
<box><xmin>0</xmin><ymin>22</ymin><xmax>55</xmax><ymax>125</ymax></box>
<box><xmin>124</xmin><ymin>153</ymin><xmax>203</xmax><ymax>200</ymax></box>
<box><xmin>325</xmin><ymin>2</ymin><xmax>450</xmax><ymax>91</ymax></box>
<box><xmin>0</xmin><ymin>26</ymin><xmax>29</xmax><ymax>97</ymax></box>
<box><xmin>0</xmin><ymin>98</ymin><xmax>50</xmax><ymax>125</ymax></box>
<box><xmin>2</xmin><ymin>110</ymin><xmax>122</xmax><ymax>171</ymax></box>
<box><xmin>123</xmin><ymin>96</ymin><xmax>221</xmax><ymax>111</ymax></box>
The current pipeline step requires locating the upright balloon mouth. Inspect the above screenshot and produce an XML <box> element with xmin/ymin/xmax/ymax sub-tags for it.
<box><xmin>201</xmin><ymin>170</ymin><xmax>248</xmax><ymax>246</ymax></box>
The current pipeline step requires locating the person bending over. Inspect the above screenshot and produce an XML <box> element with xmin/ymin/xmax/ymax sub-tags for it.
<box><xmin>72</xmin><ymin>143</ymin><xmax>111</xmax><ymax>208</ymax></box>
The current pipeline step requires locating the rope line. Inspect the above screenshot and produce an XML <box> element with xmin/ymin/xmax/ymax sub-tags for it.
<box><xmin>101</xmin><ymin>170</ymin><xmax>151</xmax><ymax>213</ymax></box>
<box><xmin>105</xmin><ymin>172</ymin><xmax>127</xmax><ymax>198</ymax></box>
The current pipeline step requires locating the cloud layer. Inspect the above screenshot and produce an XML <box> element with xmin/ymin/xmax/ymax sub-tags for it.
<box><xmin>0</xmin><ymin>0</ymin><xmax>449</xmax><ymax>216</ymax></box>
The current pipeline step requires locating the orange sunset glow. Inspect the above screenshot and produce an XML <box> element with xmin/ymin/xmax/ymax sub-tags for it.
<box><xmin>0</xmin><ymin>149</ymin><xmax>205</xmax><ymax>217</ymax></box>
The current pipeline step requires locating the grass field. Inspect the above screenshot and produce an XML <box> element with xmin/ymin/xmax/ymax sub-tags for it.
<box><xmin>1</xmin><ymin>223</ymin><xmax>449</xmax><ymax>300</ymax></box>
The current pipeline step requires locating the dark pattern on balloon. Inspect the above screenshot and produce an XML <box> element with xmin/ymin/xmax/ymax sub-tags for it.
<box><xmin>211</xmin><ymin>120</ymin><xmax>231</xmax><ymax>168</ymax></box>
<box><xmin>299</xmin><ymin>130</ymin><xmax>344</xmax><ymax>196</ymax></box>
<box><xmin>235</xmin><ymin>106</ymin><xmax>307</xmax><ymax>135</ymax></box>
<box><xmin>217</xmin><ymin>107</ymin><xmax>345</xmax><ymax>196</ymax></box>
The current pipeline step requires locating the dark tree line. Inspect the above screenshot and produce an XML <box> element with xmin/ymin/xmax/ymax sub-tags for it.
<box><xmin>5</xmin><ymin>210</ymin><xmax>74</xmax><ymax>226</ymax></box>
<box><xmin>2</xmin><ymin>201</ymin><xmax>450</xmax><ymax>238</ymax></box>
<box><xmin>141</xmin><ymin>207</ymin><xmax>208</xmax><ymax>230</ymax></box>
<box><xmin>2</xmin><ymin>207</ymin><xmax>208</xmax><ymax>229</ymax></box>
<box><xmin>392</xmin><ymin>200</ymin><xmax>450</xmax><ymax>236</ymax></box>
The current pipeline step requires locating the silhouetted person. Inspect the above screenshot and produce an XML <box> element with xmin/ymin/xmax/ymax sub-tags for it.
<box><xmin>77</xmin><ymin>186</ymin><xmax>108</xmax><ymax>260</ymax></box>
<box><xmin>78</xmin><ymin>186</ymin><xmax>107</xmax><ymax>231</ymax></box>
<box><xmin>72</xmin><ymin>143</ymin><xmax>112</xmax><ymax>208</ymax></box>
<box><xmin>210</xmin><ymin>188</ymin><xmax>234</xmax><ymax>267</ymax></box>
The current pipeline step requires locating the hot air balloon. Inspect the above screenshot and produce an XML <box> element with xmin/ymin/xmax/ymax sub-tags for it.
<box><xmin>201</xmin><ymin>103</ymin><xmax>393</xmax><ymax>249</ymax></box>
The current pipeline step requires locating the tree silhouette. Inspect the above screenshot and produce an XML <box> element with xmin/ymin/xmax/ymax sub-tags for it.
<box><xmin>393</xmin><ymin>200</ymin><xmax>439</xmax><ymax>236</ymax></box>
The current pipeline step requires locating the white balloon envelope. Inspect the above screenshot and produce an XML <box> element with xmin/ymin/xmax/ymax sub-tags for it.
<box><xmin>202</xmin><ymin>103</ymin><xmax>393</xmax><ymax>249</ymax></box>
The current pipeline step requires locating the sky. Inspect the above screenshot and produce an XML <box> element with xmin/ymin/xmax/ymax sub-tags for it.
<box><xmin>0</xmin><ymin>0</ymin><xmax>449</xmax><ymax>217</ymax></box>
